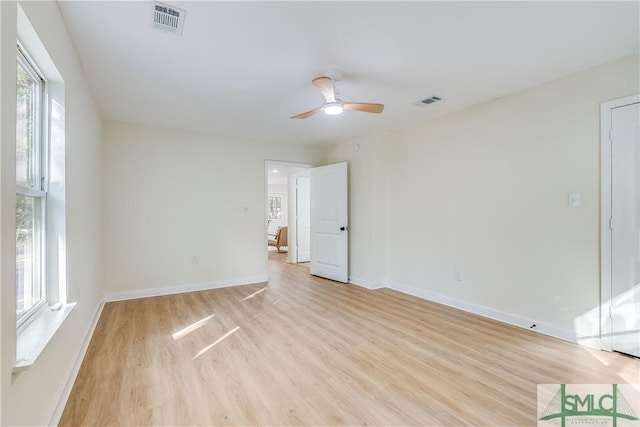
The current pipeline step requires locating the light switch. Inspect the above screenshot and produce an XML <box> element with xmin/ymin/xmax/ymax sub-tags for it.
<box><xmin>568</xmin><ymin>192</ymin><xmax>581</xmax><ymax>208</ymax></box>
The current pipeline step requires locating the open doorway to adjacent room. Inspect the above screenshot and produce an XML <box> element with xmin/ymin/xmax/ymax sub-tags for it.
<box><xmin>265</xmin><ymin>161</ymin><xmax>312</xmax><ymax>266</ymax></box>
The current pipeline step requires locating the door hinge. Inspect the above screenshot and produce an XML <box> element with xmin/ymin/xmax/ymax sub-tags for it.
<box><xmin>608</xmin><ymin>304</ymin><xmax>612</xmax><ymax>319</ymax></box>
<box><xmin>609</xmin><ymin>127</ymin><xmax>613</xmax><ymax>142</ymax></box>
<box><xmin>609</xmin><ymin>217</ymin><xmax>614</xmax><ymax>231</ymax></box>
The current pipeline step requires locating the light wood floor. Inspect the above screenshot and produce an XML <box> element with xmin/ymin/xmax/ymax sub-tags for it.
<box><xmin>60</xmin><ymin>253</ymin><xmax>639</xmax><ymax>426</ymax></box>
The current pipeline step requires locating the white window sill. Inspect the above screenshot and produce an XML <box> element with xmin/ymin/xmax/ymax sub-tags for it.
<box><xmin>14</xmin><ymin>302</ymin><xmax>77</xmax><ymax>371</ymax></box>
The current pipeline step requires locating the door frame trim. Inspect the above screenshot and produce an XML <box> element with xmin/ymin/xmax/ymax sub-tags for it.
<box><xmin>600</xmin><ymin>93</ymin><xmax>640</xmax><ymax>351</ymax></box>
<box><xmin>265</xmin><ymin>160</ymin><xmax>314</xmax><ymax>269</ymax></box>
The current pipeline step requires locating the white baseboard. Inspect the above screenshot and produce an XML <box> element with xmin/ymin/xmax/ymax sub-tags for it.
<box><xmin>104</xmin><ymin>274</ymin><xmax>269</xmax><ymax>302</ymax></box>
<box><xmin>48</xmin><ymin>300</ymin><xmax>105</xmax><ymax>426</ymax></box>
<box><xmin>349</xmin><ymin>276</ymin><xmax>385</xmax><ymax>290</ymax></box>
<box><xmin>387</xmin><ymin>281</ymin><xmax>580</xmax><ymax>344</ymax></box>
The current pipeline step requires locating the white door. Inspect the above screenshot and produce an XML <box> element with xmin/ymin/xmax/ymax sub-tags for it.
<box><xmin>287</xmin><ymin>171</ymin><xmax>311</xmax><ymax>264</ymax></box>
<box><xmin>611</xmin><ymin>101</ymin><xmax>640</xmax><ymax>357</ymax></box>
<box><xmin>310</xmin><ymin>162</ymin><xmax>348</xmax><ymax>282</ymax></box>
<box><xmin>296</xmin><ymin>174</ymin><xmax>311</xmax><ymax>263</ymax></box>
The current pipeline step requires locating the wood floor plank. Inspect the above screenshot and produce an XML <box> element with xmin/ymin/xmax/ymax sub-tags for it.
<box><xmin>60</xmin><ymin>252</ymin><xmax>639</xmax><ymax>426</ymax></box>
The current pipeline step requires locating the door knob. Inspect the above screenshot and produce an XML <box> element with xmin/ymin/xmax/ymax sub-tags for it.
<box><xmin>340</xmin><ymin>226</ymin><xmax>348</xmax><ymax>231</ymax></box>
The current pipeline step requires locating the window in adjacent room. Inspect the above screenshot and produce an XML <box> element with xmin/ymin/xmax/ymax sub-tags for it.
<box><xmin>268</xmin><ymin>195</ymin><xmax>282</xmax><ymax>220</ymax></box>
<box><xmin>16</xmin><ymin>46</ymin><xmax>47</xmax><ymax>327</ymax></box>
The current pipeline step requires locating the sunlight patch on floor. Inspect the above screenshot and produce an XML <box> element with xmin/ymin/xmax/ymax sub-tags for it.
<box><xmin>583</xmin><ymin>348</ymin><xmax>612</xmax><ymax>367</ymax></box>
<box><xmin>240</xmin><ymin>287</ymin><xmax>267</xmax><ymax>302</ymax></box>
<box><xmin>617</xmin><ymin>368</ymin><xmax>640</xmax><ymax>384</ymax></box>
<box><xmin>192</xmin><ymin>326</ymin><xmax>240</xmax><ymax>360</ymax></box>
<box><xmin>172</xmin><ymin>314</ymin><xmax>216</xmax><ymax>340</ymax></box>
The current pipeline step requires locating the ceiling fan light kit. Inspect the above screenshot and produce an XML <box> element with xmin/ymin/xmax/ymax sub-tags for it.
<box><xmin>324</xmin><ymin>101</ymin><xmax>344</xmax><ymax>115</ymax></box>
<box><xmin>291</xmin><ymin>75</ymin><xmax>384</xmax><ymax>119</ymax></box>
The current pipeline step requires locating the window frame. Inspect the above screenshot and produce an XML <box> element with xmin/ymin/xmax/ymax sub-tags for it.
<box><xmin>16</xmin><ymin>45</ymin><xmax>48</xmax><ymax>329</ymax></box>
<box><xmin>268</xmin><ymin>195</ymin><xmax>283</xmax><ymax>220</ymax></box>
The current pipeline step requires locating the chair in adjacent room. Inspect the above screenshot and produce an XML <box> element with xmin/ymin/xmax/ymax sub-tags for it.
<box><xmin>268</xmin><ymin>226</ymin><xmax>288</xmax><ymax>252</ymax></box>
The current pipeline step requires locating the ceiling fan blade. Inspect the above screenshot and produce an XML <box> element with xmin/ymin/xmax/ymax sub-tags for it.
<box><xmin>312</xmin><ymin>77</ymin><xmax>336</xmax><ymax>102</ymax></box>
<box><xmin>291</xmin><ymin>106</ymin><xmax>323</xmax><ymax>119</ymax></box>
<box><xmin>343</xmin><ymin>102</ymin><xmax>385</xmax><ymax>114</ymax></box>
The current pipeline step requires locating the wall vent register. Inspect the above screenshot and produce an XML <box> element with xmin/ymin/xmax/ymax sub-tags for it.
<box><xmin>152</xmin><ymin>1</ymin><xmax>186</xmax><ymax>35</ymax></box>
<box><xmin>418</xmin><ymin>96</ymin><xmax>442</xmax><ymax>106</ymax></box>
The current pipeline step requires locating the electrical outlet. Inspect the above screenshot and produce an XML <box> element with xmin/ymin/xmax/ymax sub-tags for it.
<box><xmin>568</xmin><ymin>192</ymin><xmax>581</xmax><ymax>208</ymax></box>
<box><xmin>454</xmin><ymin>270</ymin><xmax>463</xmax><ymax>281</ymax></box>
<box><xmin>191</xmin><ymin>255</ymin><xmax>199</xmax><ymax>264</ymax></box>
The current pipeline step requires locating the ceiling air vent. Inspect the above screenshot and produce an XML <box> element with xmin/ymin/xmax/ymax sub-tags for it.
<box><xmin>418</xmin><ymin>96</ymin><xmax>442</xmax><ymax>106</ymax></box>
<box><xmin>152</xmin><ymin>1</ymin><xmax>186</xmax><ymax>36</ymax></box>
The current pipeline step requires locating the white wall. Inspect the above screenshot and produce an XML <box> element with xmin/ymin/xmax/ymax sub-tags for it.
<box><xmin>0</xmin><ymin>2</ymin><xmax>16</xmax><ymax>421</ymax></box>
<box><xmin>268</xmin><ymin>184</ymin><xmax>288</xmax><ymax>193</ymax></box>
<box><xmin>102</xmin><ymin>121</ymin><xmax>323</xmax><ymax>298</ymax></box>
<box><xmin>328</xmin><ymin>54</ymin><xmax>640</xmax><ymax>341</ymax></box>
<box><xmin>0</xmin><ymin>2</ymin><xmax>103</xmax><ymax>426</ymax></box>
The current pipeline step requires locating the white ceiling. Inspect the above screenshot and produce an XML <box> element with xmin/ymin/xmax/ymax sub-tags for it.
<box><xmin>58</xmin><ymin>1</ymin><xmax>639</xmax><ymax>146</ymax></box>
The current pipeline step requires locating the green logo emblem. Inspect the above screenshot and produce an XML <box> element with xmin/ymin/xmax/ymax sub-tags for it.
<box><xmin>539</xmin><ymin>384</ymin><xmax>639</xmax><ymax>427</ymax></box>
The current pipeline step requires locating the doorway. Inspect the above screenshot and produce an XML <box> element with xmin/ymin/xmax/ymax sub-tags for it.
<box><xmin>265</xmin><ymin>161</ymin><xmax>312</xmax><ymax>265</ymax></box>
<box><xmin>601</xmin><ymin>94</ymin><xmax>640</xmax><ymax>358</ymax></box>
<box><xmin>265</xmin><ymin>161</ymin><xmax>350</xmax><ymax>283</ymax></box>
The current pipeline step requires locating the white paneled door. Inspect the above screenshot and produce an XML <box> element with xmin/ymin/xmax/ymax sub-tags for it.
<box><xmin>296</xmin><ymin>174</ymin><xmax>311</xmax><ymax>263</ymax></box>
<box><xmin>611</xmin><ymin>100</ymin><xmax>640</xmax><ymax>358</ymax></box>
<box><xmin>288</xmin><ymin>170</ymin><xmax>311</xmax><ymax>264</ymax></box>
<box><xmin>310</xmin><ymin>162</ymin><xmax>348</xmax><ymax>282</ymax></box>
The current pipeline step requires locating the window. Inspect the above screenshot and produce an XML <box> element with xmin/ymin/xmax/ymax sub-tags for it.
<box><xmin>268</xmin><ymin>195</ymin><xmax>282</xmax><ymax>220</ymax></box>
<box><xmin>16</xmin><ymin>47</ymin><xmax>47</xmax><ymax>327</ymax></box>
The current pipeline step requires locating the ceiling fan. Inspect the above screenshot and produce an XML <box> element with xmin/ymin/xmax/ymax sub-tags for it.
<box><xmin>291</xmin><ymin>71</ymin><xmax>384</xmax><ymax>119</ymax></box>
